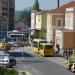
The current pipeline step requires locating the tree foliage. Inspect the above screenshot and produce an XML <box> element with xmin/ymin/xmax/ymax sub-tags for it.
<box><xmin>33</xmin><ymin>0</ymin><xmax>39</xmax><ymax>11</ymax></box>
<box><xmin>19</xmin><ymin>7</ymin><xmax>32</xmax><ymax>28</ymax></box>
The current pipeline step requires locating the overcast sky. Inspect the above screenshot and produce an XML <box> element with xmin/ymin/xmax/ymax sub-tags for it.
<box><xmin>15</xmin><ymin>0</ymin><xmax>71</xmax><ymax>10</ymax></box>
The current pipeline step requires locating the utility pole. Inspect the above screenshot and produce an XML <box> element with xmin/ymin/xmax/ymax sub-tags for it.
<box><xmin>7</xmin><ymin>0</ymin><xmax>9</xmax><ymax>38</ymax></box>
<box><xmin>57</xmin><ymin>0</ymin><xmax>60</xmax><ymax>8</ymax></box>
<box><xmin>0</xmin><ymin>16</ymin><xmax>2</xmax><ymax>40</ymax></box>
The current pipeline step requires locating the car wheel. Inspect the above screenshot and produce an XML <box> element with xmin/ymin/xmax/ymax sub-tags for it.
<box><xmin>10</xmin><ymin>66</ymin><xmax>13</xmax><ymax>68</ymax></box>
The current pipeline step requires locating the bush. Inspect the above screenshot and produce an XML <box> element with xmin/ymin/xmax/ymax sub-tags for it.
<box><xmin>4</xmin><ymin>69</ymin><xmax>18</xmax><ymax>75</ymax></box>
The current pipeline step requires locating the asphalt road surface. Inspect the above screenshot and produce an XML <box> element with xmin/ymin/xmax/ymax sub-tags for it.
<box><xmin>9</xmin><ymin>49</ymin><xmax>75</xmax><ymax>75</ymax></box>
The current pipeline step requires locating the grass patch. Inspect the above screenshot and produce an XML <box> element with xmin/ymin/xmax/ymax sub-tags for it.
<box><xmin>4</xmin><ymin>69</ymin><xmax>18</xmax><ymax>75</ymax></box>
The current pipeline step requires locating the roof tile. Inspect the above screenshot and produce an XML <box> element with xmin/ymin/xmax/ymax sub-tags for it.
<box><xmin>49</xmin><ymin>1</ymin><xmax>75</xmax><ymax>13</ymax></box>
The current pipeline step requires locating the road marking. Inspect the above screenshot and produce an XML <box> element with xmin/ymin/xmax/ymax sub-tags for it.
<box><xmin>35</xmin><ymin>57</ymin><xmax>39</xmax><ymax>59</ymax></box>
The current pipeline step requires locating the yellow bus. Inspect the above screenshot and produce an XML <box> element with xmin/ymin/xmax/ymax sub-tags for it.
<box><xmin>39</xmin><ymin>43</ymin><xmax>55</xmax><ymax>56</ymax></box>
<box><xmin>32</xmin><ymin>39</ymin><xmax>47</xmax><ymax>53</ymax></box>
<box><xmin>0</xmin><ymin>42</ymin><xmax>5</xmax><ymax>49</ymax></box>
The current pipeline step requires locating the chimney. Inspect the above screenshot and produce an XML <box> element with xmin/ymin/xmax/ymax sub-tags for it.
<box><xmin>58</xmin><ymin>0</ymin><xmax>59</xmax><ymax>8</ymax></box>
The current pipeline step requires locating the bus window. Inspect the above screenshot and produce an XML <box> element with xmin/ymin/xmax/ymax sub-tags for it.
<box><xmin>40</xmin><ymin>41</ymin><xmax>47</xmax><ymax>43</ymax></box>
<box><xmin>33</xmin><ymin>42</ymin><xmax>38</xmax><ymax>47</ymax></box>
<box><xmin>39</xmin><ymin>44</ymin><xmax>43</xmax><ymax>49</ymax></box>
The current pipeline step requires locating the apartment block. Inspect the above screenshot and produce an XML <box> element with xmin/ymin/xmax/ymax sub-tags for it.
<box><xmin>0</xmin><ymin>0</ymin><xmax>15</xmax><ymax>31</ymax></box>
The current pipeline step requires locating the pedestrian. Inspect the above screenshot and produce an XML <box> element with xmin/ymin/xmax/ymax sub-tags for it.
<box><xmin>69</xmin><ymin>48</ymin><xmax>73</xmax><ymax>56</ymax></box>
<box><xmin>66</xmin><ymin>49</ymin><xmax>70</xmax><ymax>59</ymax></box>
<box><xmin>56</xmin><ymin>44</ymin><xmax>60</xmax><ymax>54</ymax></box>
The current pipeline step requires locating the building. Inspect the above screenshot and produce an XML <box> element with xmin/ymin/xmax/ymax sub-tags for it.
<box><xmin>31</xmin><ymin>1</ymin><xmax>75</xmax><ymax>50</ymax></box>
<box><xmin>31</xmin><ymin>10</ymin><xmax>36</xmax><ymax>37</ymax></box>
<box><xmin>47</xmin><ymin>1</ymin><xmax>75</xmax><ymax>45</ymax></box>
<box><xmin>31</xmin><ymin>10</ymin><xmax>47</xmax><ymax>39</ymax></box>
<box><xmin>35</xmin><ymin>11</ymin><xmax>47</xmax><ymax>39</ymax></box>
<box><xmin>55</xmin><ymin>7</ymin><xmax>75</xmax><ymax>50</ymax></box>
<box><xmin>14</xmin><ymin>19</ymin><xmax>25</xmax><ymax>30</ymax></box>
<box><xmin>0</xmin><ymin>0</ymin><xmax>15</xmax><ymax>31</ymax></box>
<box><xmin>47</xmin><ymin>10</ymin><xmax>65</xmax><ymax>43</ymax></box>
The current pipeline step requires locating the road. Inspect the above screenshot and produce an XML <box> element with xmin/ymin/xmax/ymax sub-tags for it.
<box><xmin>9</xmin><ymin>47</ymin><xmax>75</xmax><ymax>75</ymax></box>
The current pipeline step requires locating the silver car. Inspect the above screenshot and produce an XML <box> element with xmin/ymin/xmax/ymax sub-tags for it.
<box><xmin>0</xmin><ymin>52</ymin><xmax>16</xmax><ymax>68</ymax></box>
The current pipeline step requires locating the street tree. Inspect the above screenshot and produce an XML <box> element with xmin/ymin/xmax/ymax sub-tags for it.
<box><xmin>19</xmin><ymin>7</ymin><xmax>32</xmax><ymax>28</ymax></box>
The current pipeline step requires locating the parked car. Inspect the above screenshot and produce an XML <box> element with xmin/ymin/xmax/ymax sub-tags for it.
<box><xmin>7</xmin><ymin>57</ymin><xmax>16</xmax><ymax>68</ymax></box>
<box><xmin>8</xmin><ymin>41</ymin><xmax>19</xmax><ymax>49</ymax></box>
<box><xmin>0</xmin><ymin>52</ymin><xmax>16</xmax><ymax>68</ymax></box>
<box><xmin>4</xmin><ymin>43</ymin><xmax>12</xmax><ymax>50</ymax></box>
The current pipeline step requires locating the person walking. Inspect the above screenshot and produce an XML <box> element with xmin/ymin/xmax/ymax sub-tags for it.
<box><xmin>56</xmin><ymin>44</ymin><xmax>60</xmax><ymax>54</ymax></box>
<box><xmin>66</xmin><ymin>48</ymin><xmax>71</xmax><ymax>59</ymax></box>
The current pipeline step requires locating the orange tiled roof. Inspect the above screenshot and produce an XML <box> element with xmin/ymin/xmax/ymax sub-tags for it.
<box><xmin>49</xmin><ymin>1</ymin><xmax>75</xmax><ymax>13</ymax></box>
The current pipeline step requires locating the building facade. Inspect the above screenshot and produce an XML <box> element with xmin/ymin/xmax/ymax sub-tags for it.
<box><xmin>31</xmin><ymin>10</ymin><xmax>47</xmax><ymax>39</ymax></box>
<box><xmin>31</xmin><ymin>1</ymin><xmax>75</xmax><ymax>50</ymax></box>
<box><xmin>35</xmin><ymin>11</ymin><xmax>47</xmax><ymax>39</ymax></box>
<box><xmin>47</xmin><ymin>12</ymin><xmax>64</xmax><ymax>43</ymax></box>
<box><xmin>31</xmin><ymin>10</ymin><xmax>36</xmax><ymax>37</ymax></box>
<box><xmin>46</xmin><ymin>1</ymin><xmax>75</xmax><ymax>46</ymax></box>
<box><xmin>55</xmin><ymin>7</ymin><xmax>75</xmax><ymax>50</ymax></box>
<box><xmin>0</xmin><ymin>0</ymin><xmax>15</xmax><ymax>31</ymax></box>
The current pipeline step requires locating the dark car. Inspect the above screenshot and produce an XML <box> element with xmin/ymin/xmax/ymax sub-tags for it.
<box><xmin>7</xmin><ymin>57</ymin><xmax>16</xmax><ymax>68</ymax></box>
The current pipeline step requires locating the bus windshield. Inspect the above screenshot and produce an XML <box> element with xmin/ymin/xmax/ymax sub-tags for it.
<box><xmin>33</xmin><ymin>42</ymin><xmax>38</xmax><ymax>47</ymax></box>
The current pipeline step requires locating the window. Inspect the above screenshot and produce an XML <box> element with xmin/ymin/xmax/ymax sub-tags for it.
<box><xmin>45</xmin><ymin>45</ymin><xmax>53</xmax><ymax>49</ymax></box>
<box><xmin>33</xmin><ymin>42</ymin><xmax>38</xmax><ymax>47</ymax></box>
<box><xmin>56</xmin><ymin>18</ymin><xmax>62</xmax><ymax>26</ymax></box>
<box><xmin>39</xmin><ymin>44</ymin><xmax>43</xmax><ymax>49</ymax></box>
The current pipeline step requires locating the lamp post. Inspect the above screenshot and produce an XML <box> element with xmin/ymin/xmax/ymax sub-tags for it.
<box><xmin>21</xmin><ymin>19</ymin><xmax>24</xmax><ymax>43</ymax></box>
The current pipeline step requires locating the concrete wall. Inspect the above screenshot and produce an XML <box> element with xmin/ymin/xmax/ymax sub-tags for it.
<box><xmin>65</xmin><ymin>12</ymin><xmax>74</xmax><ymax>30</ymax></box>
<box><xmin>47</xmin><ymin>13</ymin><xmax>52</xmax><ymax>42</ymax></box>
<box><xmin>41</xmin><ymin>12</ymin><xmax>47</xmax><ymax>39</ymax></box>
<box><xmin>36</xmin><ymin>14</ymin><xmax>42</xmax><ymax>30</ymax></box>
<box><xmin>31</xmin><ymin>12</ymin><xmax>36</xmax><ymax>30</ymax></box>
<box><xmin>47</xmin><ymin>13</ymin><xmax>65</xmax><ymax>43</ymax></box>
<box><xmin>35</xmin><ymin>11</ymin><xmax>47</xmax><ymax>39</ymax></box>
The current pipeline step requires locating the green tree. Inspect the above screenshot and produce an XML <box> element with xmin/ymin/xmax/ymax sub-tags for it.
<box><xmin>33</xmin><ymin>0</ymin><xmax>39</xmax><ymax>11</ymax></box>
<box><xmin>19</xmin><ymin>8</ymin><xmax>32</xmax><ymax>28</ymax></box>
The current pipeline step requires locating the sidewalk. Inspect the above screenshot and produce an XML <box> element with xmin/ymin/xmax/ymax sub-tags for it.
<box><xmin>46</xmin><ymin>57</ymin><xmax>67</xmax><ymax>67</ymax></box>
<box><xmin>45</xmin><ymin>50</ymin><xmax>68</xmax><ymax>67</ymax></box>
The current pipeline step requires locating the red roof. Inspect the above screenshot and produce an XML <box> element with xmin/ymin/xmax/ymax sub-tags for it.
<box><xmin>49</xmin><ymin>1</ymin><xmax>75</xmax><ymax>13</ymax></box>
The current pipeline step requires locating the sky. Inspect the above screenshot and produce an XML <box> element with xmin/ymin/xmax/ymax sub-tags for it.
<box><xmin>15</xmin><ymin>0</ymin><xmax>72</xmax><ymax>11</ymax></box>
